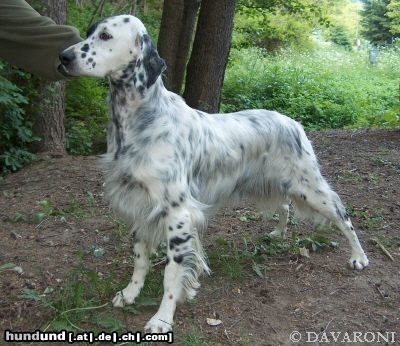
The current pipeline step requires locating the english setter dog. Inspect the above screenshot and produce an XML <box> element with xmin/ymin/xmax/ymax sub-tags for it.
<box><xmin>60</xmin><ymin>15</ymin><xmax>369</xmax><ymax>332</ymax></box>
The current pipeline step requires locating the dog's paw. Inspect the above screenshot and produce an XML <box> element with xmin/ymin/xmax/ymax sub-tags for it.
<box><xmin>112</xmin><ymin>290</ymin><xmax>136</xmax><ymax>307</ymax></box>
<box><xmin>144</xmin><ymin>315</ymin><xmax>173</xmax><ymax>333</ymax></box>
<box><xmin>269</xmin><ymin>228</ymin><xmax>286</xmax><ymax>239</ymax></box>
<box><xmin>349</xmin><ymin>252</ymin><xmax>369</xmax><ymax>270</ymax></box>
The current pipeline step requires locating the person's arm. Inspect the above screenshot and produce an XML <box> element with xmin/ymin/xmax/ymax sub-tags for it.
<box><xmin>0</xmin><ymin>0</ymin><xmax>82</xmax><ymax>80</ymax></box>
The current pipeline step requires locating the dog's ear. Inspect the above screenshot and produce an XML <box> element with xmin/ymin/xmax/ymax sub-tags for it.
<box><xmin>141</xmin><ymin>34</ymin><xmax>166</xmax><ymax>88</ymax></box>
<box><xmin>86</xmin><ymin>21</ymin><xmax>100</xmax><ymax>37</ymax></box>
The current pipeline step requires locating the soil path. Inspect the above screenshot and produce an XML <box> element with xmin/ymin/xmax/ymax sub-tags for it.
<box><xmin>1</xmin><ymin>129</ymin><xmax>399</xmax><ymax>345</ymax></box>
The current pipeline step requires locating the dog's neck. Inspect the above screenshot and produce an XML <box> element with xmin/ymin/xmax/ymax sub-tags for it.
<box><xmin>109</xmin><ymin>64</ymin><xmax>165</xmax><ymax>114</ymax></box>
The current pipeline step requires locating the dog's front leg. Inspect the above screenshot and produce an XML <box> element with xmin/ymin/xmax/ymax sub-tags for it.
<box><xmin>113</xmin><ymin>238</ymin><xmax>151</xmax><ymax>307</ymax></box>
<box><xmin>145</xmin><ymin>205</ymin><xmax>199</xmax><ymax>333</ymax></box>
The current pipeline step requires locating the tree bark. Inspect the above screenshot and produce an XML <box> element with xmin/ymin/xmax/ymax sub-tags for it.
<box><xmin>158</xmin><ymin>0</ymin><xmax>200</xmax><ymax>93</ymax></box>
<box><xmin>129</xmin><ymin>0</ymin><xmax>137</xmax><ymax>15</ymax></box>
<box><xmin>183</xmin><ymin>0</ymin><xmax>236</xmax><ymax>112</ymax></box>
<box><xmin>32</xmin><ymin>0</ymin><xmax>67</xmax><ymax>154</ymax></box>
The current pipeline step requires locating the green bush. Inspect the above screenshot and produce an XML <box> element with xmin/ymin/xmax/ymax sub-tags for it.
<box><xmin>0</xmin><ymin>63</ymin><xmax>37</xmax><ymax>174</ymax></box>
<box><xmin>65</xmin><ymin>78</ymin><xmax>108</xmax><ymax>155</ymax></box>
<box><xmin>222</xmin><ymin>46</ymin><xmax>400</xmax><ymax>129</ymax></box>
<box><xmin>329</xmin><ymin>25</ymin><xmax>352</xmax><ymax>50</ymax></box>
<box><xmin>233</xmin><ymin>7</ymin><xmax>316</xmax><ymax>51</ymax></box>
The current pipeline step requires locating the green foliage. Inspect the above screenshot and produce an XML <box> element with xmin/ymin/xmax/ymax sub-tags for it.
<box><xmin>360</xmin><ymin>0</ymin><xmax>398</xmax><ymax>45</ymax></box>
<box><xmin>237</xmin><ymin>0</ymin><xmax>329</xmax><ymax>22</ymax></box>
<box><xmin>387</xmin><ymin>0</ymin><xmax>400</xmax><ymax>34</ymax></box>
<box><xmin>222</xmin><ymin>46</ymin><xmax>400</xmax><ymax>129</ymax></box>
<box><xmin>65</xmin><ymin>78</ymin><xmax>108</xmax><ymax>155</ymax></box>
<box><xmin>329</xmin><ymin>25</ymin><xmax>352</xmax><ymax>49</ymax></box>
<box><xmin>19</xmin><ymin>254</ymin><xmax>162</xmax><ymax>332</ymax></box>
<box><xmin>324</xmin><ymin>0</ymin><xmax>362</xmax><ymax>44</ymax></box>
<box><xmin>0</xmin><ymin>63</ymin><xmax>37</xmax><ymax>174</ymax></box>
<box><xmin>10</xmin><ymin>196</ymin><xmax>99</xmax><ymax>224</ymax></box>
<box><xmin>234</xmin><ymin>0</ymin><xmax>329</xmax><ymax>51</ymax></box>
<box><xmin>0</xmin><ymin>262</ymin><xmax>18</xmax><ymax>272</ymax></box>
<box><xmin>234</xmin><ymin>8</ymin><xmax>316</xmax><ymax>51</ymax></box>
<box><xmin>208</xmin><ymin>239</ymin><xmax>246</xmax><ymax>281</ymax></box>
<box><xmin>298</xmin><ymin>234</ymin><xmax>339</xmax><ymax>252</ymax></box>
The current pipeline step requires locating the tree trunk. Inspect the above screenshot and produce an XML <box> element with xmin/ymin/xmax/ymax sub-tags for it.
<box><xmin>183</xmin><ymin>0</ymin><xmax>236</xmax><ymax>112</ymax></box>
<box><xmin>129</xmin><ymin>0</ymin><xmax>137</xmax><ymax>15</ymax></box>
<box><xmin>158</xmin><ymin>0</ymin><xmax>200</xmax><ymax>93</ymax></box>
<box><xmin>33</xmin><ymin>82</ymin><xmax>67</xmax><ymax>154</ymax></box>
<box><xmin>158</xmin><ymin>0</ymin><xmax>184</xmax><ymax>91</ymax></box>
<box><xmin>174</xmin><ymin>0</ymin><xmax>201</xmax><ymax>93</ymax></box>
<box><xmin>143</xmin><ymin>0</ymin><xmax>148</xmax><ymax>15</ymax></box>
<box><xmin>32</xmin><ymin>0</ymin><xmax>67</xmax><ymax>154</ymax></box>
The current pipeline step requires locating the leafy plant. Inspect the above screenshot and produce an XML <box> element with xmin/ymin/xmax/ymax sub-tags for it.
<box><xmin>329</xmin><ymin>25</ymin><xmax>352</xmax><ymax>49</ymax></box>
<box><xmin>208</xmin><ymin>239</ymin><xmax>246</xmax><ymax>280</ymax></box>
<box><xmin>0</xmin><ymin>62</ymin><xmax>37</xmax><ymax>174</ymax></box>
<box><xmin>360</xmin><ymin>0</ymin><xmax>398</xmax><ymax>45</ymax></box>
<box><xmin>65</xmin><ymin>78</ymin><xmax>108</xmax><ymax>155</ymax></box>
<box><xmin>0</xmin><ymin>262</ymin><xmax>17</xmax><ymax>273</ymax></box>
<box><xmin>297</xmin><ymin>234</ymin><xmax>338</xmax><ymax>252</ymax></box>
<box><xmin>222</xmin><ymin>46</ymin><xmax>400</xmax><ymax>129</ymax></box>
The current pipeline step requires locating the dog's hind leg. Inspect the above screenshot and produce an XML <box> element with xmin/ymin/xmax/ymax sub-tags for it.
<box><xmin>291</xmin><ymin>180</ymin><xmax>369</xmax><ymax>270</ymax></box>
<box><xmin>145</xmin><ymin>204</ymin><xmax>209</xmax><ymax>333</ymax></box>
<box><xmin>113</xmin><ymin>238</ymin><xmax>151</xmax><ymax>307</ymax></box>
<box><xmin>269</xmin><ymin>203</ymin><xmax>290</xmax><ymax>238</ymax></box>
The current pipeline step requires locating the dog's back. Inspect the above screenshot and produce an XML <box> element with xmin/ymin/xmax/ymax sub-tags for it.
<box><xmin>60</xmin><ymin>14</ymin><xmax>369</xmax><ymax>333</ymax></box>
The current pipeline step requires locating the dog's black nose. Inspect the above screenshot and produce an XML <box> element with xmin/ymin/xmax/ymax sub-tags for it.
<box><xmin>59</xmin><ymin>49</ymin><xmax>76</xmax><ymax>66</ymax></box>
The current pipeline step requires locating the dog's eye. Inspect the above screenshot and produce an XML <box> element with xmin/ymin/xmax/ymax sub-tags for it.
<box><xmin>100</xmin><ymin>32</ymin><xmax>113</xmax><ymax>41</ymax></box>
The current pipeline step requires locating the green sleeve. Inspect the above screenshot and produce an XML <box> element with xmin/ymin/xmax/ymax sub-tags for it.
<box><xmin>0</xmin><ymin>0</ymin><xmax>82</xmax><ymax>80</ymax></box>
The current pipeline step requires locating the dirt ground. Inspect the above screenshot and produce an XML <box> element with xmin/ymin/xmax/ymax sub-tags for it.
<box><xmin>0</xmin><ymin>129</ymin><xmax>399</xmax><ymax>346</ymax></box>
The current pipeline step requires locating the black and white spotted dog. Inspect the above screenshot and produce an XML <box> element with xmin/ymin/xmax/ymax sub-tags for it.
<box><xmin>60</xmin><ymin>15</ymin><xmax>369</xmax><ymax>332</ymax></box>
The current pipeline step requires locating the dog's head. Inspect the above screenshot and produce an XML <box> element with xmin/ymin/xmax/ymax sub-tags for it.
<box><xmin>60</xmin><ymin>15</ymin><xmax>165</xmax><ymax>87</ymax></box>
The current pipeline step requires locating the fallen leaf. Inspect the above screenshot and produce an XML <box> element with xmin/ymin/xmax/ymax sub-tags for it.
<box><xmin>13</xmin><ymin>266</ymin><xmax>23</xmax><ymax>274</ymax></box>
<box><xmin>207</xmin><ymin>318</ymin><xmax>222</xmax><ymax>326</ymax></box>
<box><xmin>252</xmin><ymin>262</ymin><xmax>264</xmax><ymax>278</ymax></box>
<box><xmin>299</xmin><ymin>247</ymin><xmax>310</xmax><ymax>258</ymax></box>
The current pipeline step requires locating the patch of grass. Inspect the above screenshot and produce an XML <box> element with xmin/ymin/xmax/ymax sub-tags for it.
<box><xmin>298</xmin><ymin>234</ymin><xmax>339</xmax><ymax>252</ymax></box>
<box><xmin>43</xmin><ymin>266</ymin><xmax>120</xmax><ymax>332</ymax></box>
<box><xmin>19</xmin><ymin>251</ymin><xmax>164</xmax><ymax>334</ymax></box>
<box><xmin>369</xmin><ymin>155</ymin><xmax>393</xmax><ymax>167</ymax></box>
<box><xmin>63</xmin><ymin>199</ymin><xmax>90</xmax><ymax>218</ymax></box>
<box><xmin>236</xmin><ymin>209</ymin><xmax>262</xmax><ymax>222</ymax></box>
<box><xmin>2</xmin><ymin>190</ymin><xmax>21</xmax><ymax>198</ymax></box>
<box><xmin>254</xmin><ymin>230</ymin><xmax>338</xmax><ymax>257</ymax></box>
<box><xmin>348</xmin><ymin>206</ymin><xmax>384</xmax><ymax>230</ymax></box>
<box><xmin>337</xmin><ymin>170</ymin><xmax>362</xmax><ymax>183</ymax></box>
<box><xmin>208</xmin><ymin>228</ymin><xmax>338</xmax><ymax>280</ymax></box>
<box><xmin>134</xmin><ymin>270</ymin><xmax>163</xmax><ymax>307</ymax></box>
<box><xmin>374</xmin><ymin>235</ymin><xmax>400</xmax><ymax>249</ymax></box>
<box><xmin>9</xmin><ymin>196</ymin><xmax>99</xmax><ymax>224</ymax></box>
<box><xmin>108</xmin><ymin>215</ymin><xmax>130</xmax><ymax>241</ymax></box>
<box><xmin>209</xmin><ymin>239</ymin><xmax>246</xmax><ymax>281</ymax></box>
<box><xmin>11</xmin><ymin>199</ymin><xmax>61</xmax><ymax>224</ymax></box>
<box><xmin>368</xmin><ymin>173</ymin><xmax>380</xmax><ymax>186</ymax></box>
<box><xmin>178</xmin><ymin>324</ymin><xmax>207</xmax><ymax>346</ymax></box>
<box><xmin>233</xmin><ymin>334</ymin><xmax>252</xmax><ymax>346</ymax></box>
<box><xmin>222</xmin><ymin>46</ymin><xmax>400</xmax><ymax>130</ymax></box>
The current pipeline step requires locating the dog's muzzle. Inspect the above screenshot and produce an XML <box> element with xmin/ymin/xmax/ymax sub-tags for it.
<box><xmin>59</xmin><ymin>49</ymin><xmax>76</xmax><ymax>74</ymax></box>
